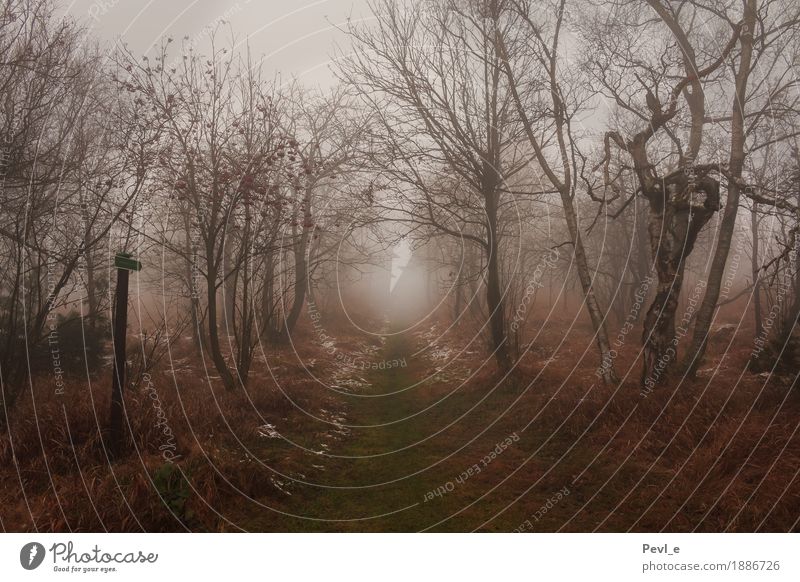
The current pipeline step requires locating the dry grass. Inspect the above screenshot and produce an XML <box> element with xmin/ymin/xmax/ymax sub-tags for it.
<box><xmin>458</xmin><ymin>310</ymin><xmax>800</xmax><ymax>532</ymax></box>
<box><xmin>0</xmin><ymin>326</ymin><xmax>365</xmax><ymax>532</ymax></box>
<box><xmin>1</xmin><ymin>306</ymin><xmax>798</xmax><ymax>532</ymax></box>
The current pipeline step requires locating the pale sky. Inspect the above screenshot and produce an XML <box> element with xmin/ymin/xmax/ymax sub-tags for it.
<box><xmin>63</xmin><ymin>0</ymin><xmax>374</xmax><ymax>88</ymax></box>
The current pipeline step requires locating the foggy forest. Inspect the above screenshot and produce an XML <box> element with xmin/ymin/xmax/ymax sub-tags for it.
<box><xmin>1</xmin><ymin>0</ymin><xmax>800</xmax><ymax>532</ymax></box>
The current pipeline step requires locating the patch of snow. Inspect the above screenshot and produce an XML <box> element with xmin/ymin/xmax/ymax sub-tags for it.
<box><xmin>269</xmin><ymin>476</ymin><xmax>292</xmax><ymax>495</ymax></box>
<box><xmin>257</xmin><ymin>423</ymin><xmax>281</xmax><ymax>439</ymax></box>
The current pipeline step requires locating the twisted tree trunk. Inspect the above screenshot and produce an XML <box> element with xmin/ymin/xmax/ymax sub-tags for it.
<box><xmin>641</xmin><ymin>173</ymin><xmax>719</xmax><ymax>388</ymax></box>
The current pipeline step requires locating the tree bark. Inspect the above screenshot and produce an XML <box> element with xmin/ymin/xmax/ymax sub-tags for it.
<box><xmin>282</xmin><ymin>215</ymin><xmax>310</xmax><ymax>339</ymax></box>
<box><xmin>641</xmin><ymin>174</ymin><xmax>719</xmax><ymax>387</ymax></box>
<box><xmin>751</xmin><ymin>203</ymin><xmax>763</xmax><ymax>340</ymax></box>
<box><xmin>183</xmin><ymin>208</ymin><xmax>203</xmax><ymax>352</ymax></box>
<box><xmin>260</xmin><ymin>249</ymin><xmax>278</xmax><ymax>341</ymax></box>
<box><xmin>485</xmin><ymin>184</ymin><xmax>511</xmax><ymax>371</ymax></box>
<box><xmin>205</xmin><ymin>261</ymin><xmax>237</xmax><ymax>391</ymax></box>
<box><xmin>560</xmin><ymin>188</ymin><xmax>618</xmax><ymax>384</ymax></box>
<box><xmin>223</xmin><ymin>239</ymin><xmax>236</xmax><ymax>334</ymax></box>
<box><xmin>683</xmin><ymin>0</ymin><xmax>757</xmax><ymax>377</ymax></box>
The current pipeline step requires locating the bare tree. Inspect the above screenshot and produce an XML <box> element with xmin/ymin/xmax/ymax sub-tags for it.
<box><xmin>0</xmin><ymin>0</ymin><xmax>147</xmax><ymax>417</ymax></box>
<box><xmin>272</xmin><ymin>85</ymin><xmax>371</xmax><ymax>341</ymax></box>
<box><xmin>492</xmin><ymin>0</ymin><xmax>620</xmax><ymax>383</ymax></box>
<box><xmin>683</xmin><ymin>0</ymin><xmax>800</xmax><ymax>375</ymax></box>
<box><xmin>117</xmin><ymin>36</ymin><xmax>297</xmax><ymax>389</ymax></box>
<box><xmin>586</xmin><ymin>0</ymin><xmax>745</xmax><ymax>385</ymax></box>
<box><xmin>338</xmin><ymin>0</ymin><xmax>535</xmax><ymax>370</ymax></box>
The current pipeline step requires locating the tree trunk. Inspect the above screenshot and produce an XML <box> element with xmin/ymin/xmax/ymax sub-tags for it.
<box><xmin>774</xmin><ymin>191</ymin><xmax>800</xmax><ymax>359</ymax></box>
<box><xmin>85</xmin><ymin>248</ymin><xmax>98</xmax><ymax>332</ymax></box>
<box><xmin>485</xmin><ymin>185</ymin><xmax>511</xmax><ymax>371</ymax></box>
<box><xmin>223</xmin><ymin>239</ymin><xmax>236</xmax><ymax>335</ymax></box>
<box><xmin>559</xmin><ymin>188</ymin><xmax>618</xmax><ymax>384</ymax></box>
<box><xmin>236</xmin><ymin>203</ymin><xmax>254</xmax><ymax>386</ymax></box>
<box><xmin>183</xmin><ymin>207</ymin><xmax>203</xmax><ymax>352</ymax></box>
<box><xmin>206</xmin><ymin>262</ymin><xmax>236</xmax><ymax>391</ymax></box>
<box><xmin>630</xmin><ymin>198</ymin><xmax>653</xmax><ymax>317</ymax></box>
<box><xmin>751</xmin><ymin>203</ymin><xmax>763</xmax><ymax>340</ymax></box>
<box><xmin>260</xmin><ymin>250</ymin><xmax>276</xmax><ymax>340</ymax></box>
<box><xmin>641</xmin><ymin>247</ymin><xmax>685</xmax><ymax>390</ymax></box>
<box><xmin>466</xmin><ymin>242</ymin><xmax>482</xmax><ymax>321</ymax></box>
<box><xmin>683</xmin><ymin>0</ymin><xmax>756</xmax><ymax>377</ymax></box>
<box><xmin>283</xmin><ymin>225</ymin><xmax>309</xmax><ymax>339</ymax></box>
<box><xmin>640</xmin><ymin>174</ymin><xmax>719</xmax><ymax>388</ymax></box>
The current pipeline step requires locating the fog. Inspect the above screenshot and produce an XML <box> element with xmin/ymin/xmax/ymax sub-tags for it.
<box><xmin>2</xmin><ymin>0</ymin><xmax>799</xmax><ymax>536</ymax></box>
<box><xmin>65</xmin><ymin>0</ymin><xmax>372</xmax><ymax>88</ymax></box>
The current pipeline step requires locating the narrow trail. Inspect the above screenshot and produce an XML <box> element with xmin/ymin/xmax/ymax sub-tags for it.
<box><xmin>233</xmin><ymin>329</ymin><xmax>590</xmax><ymax>532</ymax></box>
<box><xmin>248</xmin><ymin>332</ymin><xmax>450</xmax><ymax>531</ymax></box>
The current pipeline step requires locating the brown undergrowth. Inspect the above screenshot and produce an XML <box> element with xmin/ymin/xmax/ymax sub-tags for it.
<box><xmin>1</xmin><ymin>307</ymin><xmax>798</xmax><ymax>532</ymax></box>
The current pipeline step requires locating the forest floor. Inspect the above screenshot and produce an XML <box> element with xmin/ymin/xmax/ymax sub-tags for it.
<box><xmin>226</xmin><ymin>321</ymin><xmax>800</xmax><ymax>532</ymax></box>
<box><xmin>227</xmin><ymin>329</ymin><xmax>545</xmax><ymax>532</ymax></box>
<box><xmin>2</xmin><ymin>311</ymin><xmax>799</xmax><ymax>532</ymax></box>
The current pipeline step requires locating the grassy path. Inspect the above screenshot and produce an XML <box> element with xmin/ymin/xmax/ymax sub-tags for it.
<box><xmin>250</xmin><ymin>332</ymin><xmax>451</xmax><ymax>531</ymax></box>
<box><xmin>231</xmin><ymin>331</ymin><xmax>590</xmax><ymax>532</ymax></box>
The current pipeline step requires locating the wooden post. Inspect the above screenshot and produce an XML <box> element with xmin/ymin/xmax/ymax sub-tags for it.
<box><xmin>109</xmin><ymin>252</ymin><xmax>141</xmax><ymax>457</ymax></box>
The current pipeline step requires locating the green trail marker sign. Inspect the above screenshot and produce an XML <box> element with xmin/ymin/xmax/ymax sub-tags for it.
<box><xmin>114</xmin><ymin>252</ymin><xmax>142</xmax><ymax>271</ymax></box>
<box><xmin>109</xmin><ymin>252</ymin><xmax>141</xmax><ymax>457</ymax></box>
